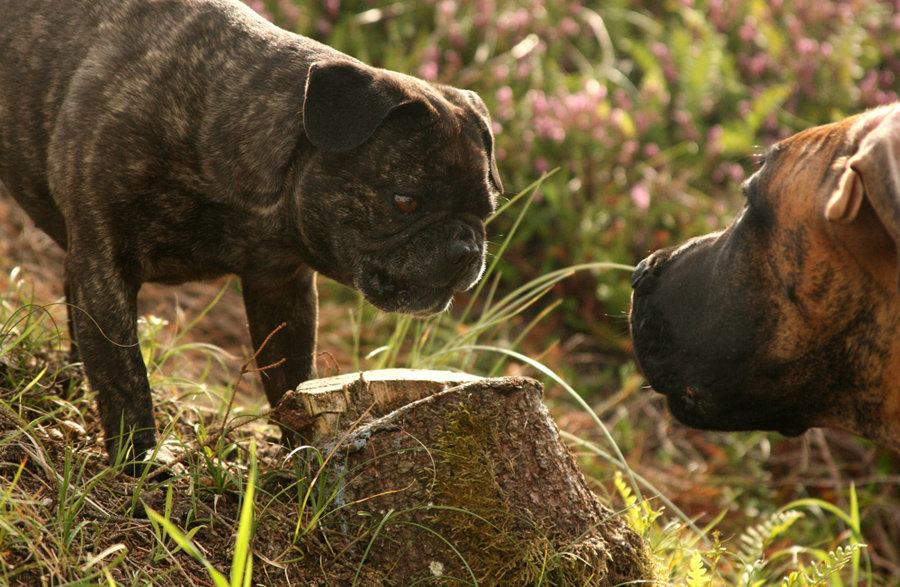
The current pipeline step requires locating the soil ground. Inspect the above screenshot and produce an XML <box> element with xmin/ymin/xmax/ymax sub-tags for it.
<box><xmin>1</xmin><ymin>190</ymin><xmax>899</xmax><ymax>583</ymax></box>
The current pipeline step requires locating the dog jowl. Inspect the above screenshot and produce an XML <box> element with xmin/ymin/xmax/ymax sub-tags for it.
<box><xmin>630</xmin><ymin>104</ymin><xmax>900</xmax><ymax>451</ymax></box>
<box><xmin>0</xmin><ymin>0</ymin><xmax>503</xmax><ymax>469</ymax></box>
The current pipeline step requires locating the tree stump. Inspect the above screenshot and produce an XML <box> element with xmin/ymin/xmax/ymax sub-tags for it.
<box><xmin>274</xmin><ymin>370</ymin><xmax>656</xmax><ymax>586</ymax></box>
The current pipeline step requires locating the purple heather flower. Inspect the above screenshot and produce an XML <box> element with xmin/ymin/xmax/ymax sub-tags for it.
<box><xmin>246</xmin><ymin>1</ymin><xmax>272</xmax><ymax>20</ymax></box>
<box><xmin>630</xmin><ymin>183</ymin><xmax>651</xmax><ymax>210</ymax></box>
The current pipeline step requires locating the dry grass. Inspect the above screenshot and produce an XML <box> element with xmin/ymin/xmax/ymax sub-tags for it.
<box><xmin>0</xmin><ymin>191</ymin><xmax>898</xmax><ymax>586</ymax></box>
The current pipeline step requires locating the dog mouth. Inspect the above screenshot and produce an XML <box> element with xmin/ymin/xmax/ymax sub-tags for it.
<box><xmin>631</xmin><ymin>297</ymin><xmax>813</xmax><ymax>436</ymax></box>
<box><xmin>654</xmin><ymin>381</ymin><xmax>811</xmax><ymax>438</ymax></box>
<box><xmin>635</xmin><ymin>336</ymin><xmax>814</xmax><ymax>438</ymax></box>
<box><xmin>357</xmin><ymin>267</ymin><xmax>461</xmax><ymax>316</ymax></box>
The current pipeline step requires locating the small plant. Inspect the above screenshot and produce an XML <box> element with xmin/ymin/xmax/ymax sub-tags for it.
<box><xmin>145</xmin><ymin>484</ymin><xmax>203</xmax><ymax>563</ymax></box>
<box><xmin>780</xmin><ymin>544</ymin><xmax>867</xmax><ymax>587</ymax></box>
<box><xmin>146</xmin><ymin>439</ymin><xmax>259</xmax><ymax>587</ymax></box>
<box><xmin>607</xmin><ymin>448</ymin><xmax>871</xmax><ymax>587</ymax></box>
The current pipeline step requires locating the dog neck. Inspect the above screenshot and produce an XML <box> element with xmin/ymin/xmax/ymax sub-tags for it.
<box><xmin>820</xmin><ymin>359</ymin><xmax>900</xmax><ymax>453</ymax></box>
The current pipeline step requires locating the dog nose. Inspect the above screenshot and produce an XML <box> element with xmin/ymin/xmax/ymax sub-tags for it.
<box><xmin>631</xmin><ymin>253</ymin><xmax>667</xmax><ymax>296</ymax></box>
<box><xmin>448</xmin><ymin>238</ymin><xmax>480</xmax><ymax>268</ymax></box>
<box><xmin>631</xmin><ymin>257</ymin><xmax>651</xmax><ymax>289</ymax></box>
<box><xmin>447</xmin><ymin>223</ymin><xmax>480</xmax><ymax>267</ymax></box>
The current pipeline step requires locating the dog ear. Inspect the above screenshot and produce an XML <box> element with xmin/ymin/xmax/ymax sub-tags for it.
<box><xmin>825</xmin><ymin>168</ymin><xmax>866</xmax><ymax>223</ymax></box>
<box><xmin>303</xmin><ymin>60</ymin><xmax>408</xmax><ymax>152</ymax></box>
<box><xmin>478</xmin><ymin>126</ymin><xmax>504</xmax><ymax>194</ymax></box>
<box><xmin>459</xmin><ymin>90</ymin><xmax>504</xmax><ymax>193</ymax></box>
<box><xmin>827</xmin><ymin>105</ymin><xmax>900</xmax><ymax>282</ymax></box>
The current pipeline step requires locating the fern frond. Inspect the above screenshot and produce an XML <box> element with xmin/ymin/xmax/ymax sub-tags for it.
<box><xmin>613</xmin><ymin>470</ymin><xmax>663</xmax><ymax>535</ymax></box>
<box><xmin>687</xmin><ymin>550</ymin><xmax>711</xmax><ymax>587</ymax></box>
<box><xmin>736</xmin><ymin>510</ymin><xmax>804</xmax><ymax>585</ymax></box>
<box><xmin>779</xmin><ymin>543</ymin><xmax>867</xmax><ymax>587</ymax></box>
<box><xmin>806</xmin><ymin>544</ymin><xmax>866</xmax><ymax>586</ymax></box>
<box><xmin>738</xmin><ymin>510</ymin><xmax>804</xmax><ymax>563</ymax></box>
<box><xmin>613</xmin><ymin>470</ymin><xmax>637</xmax><ymax>509</ymax></box>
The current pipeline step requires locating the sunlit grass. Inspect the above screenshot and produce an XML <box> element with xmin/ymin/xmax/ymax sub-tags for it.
<box><xmin>0</xmin><ymin>171</ymin><xmax>882</xmax><ymax>585</ymax></box>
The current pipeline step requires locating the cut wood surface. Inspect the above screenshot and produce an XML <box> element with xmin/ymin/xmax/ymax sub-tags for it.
<box><xmin>273</xmin><ymin>369</ymin><xmax>655</xmax><ymax>586</ymax></box>
<box><xmin>272</xmin><ymin>368</ymin><xmax>483</xmax><ymax>439</ymax></box>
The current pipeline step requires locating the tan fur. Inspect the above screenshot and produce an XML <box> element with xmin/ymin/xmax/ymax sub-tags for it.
<box><xmin>630</xmin><ymin>104</ymin><xmax>900</xmax><ymax>450</ymax></box>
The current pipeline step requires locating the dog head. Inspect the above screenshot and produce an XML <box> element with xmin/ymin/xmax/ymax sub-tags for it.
<box><xmin>629</xmin><ymin>104</ymin><xmax>900</xmax><ymax>448</ymax></box>
<box><xmin>297</xmin><ymin>60</ymin><xmax>502</xmax><ymax>316</ymax></box>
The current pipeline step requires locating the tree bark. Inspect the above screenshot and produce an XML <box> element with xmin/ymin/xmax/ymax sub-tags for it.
<box><xmin>274</xmin><ymin>370</ymin><xmax>655</xmax><ymax>586</ymax></box>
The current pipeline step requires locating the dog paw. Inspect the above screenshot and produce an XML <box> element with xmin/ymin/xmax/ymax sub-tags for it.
<box><xmin>120</xmin><ymin>443</ymin><xmax>186</xmax><ymax>480</ymax></box>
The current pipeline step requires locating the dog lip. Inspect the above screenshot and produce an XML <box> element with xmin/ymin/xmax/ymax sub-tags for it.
<box><xmin>663</xmin><ymin>384</ymin><xmax>812</xmax><ymax>436</ymax></box>
<box><xmin>366</xmin><ymin>269</ymin><xmax>398</xmax><ymax>296</ymax></box>
<box><xmin>776</xmin><ymin>424</ymin><xmax>810</xmax><ymax>437</ymax></box>
<box><xmin>357</xmin><ymin>267</ymin><xmax>456</xmax><ymax>315</ymax></box>
<box><xmin>364</xmin><ymin>268</ymin><xmax>439</xmax><ymax>297</ymax></box>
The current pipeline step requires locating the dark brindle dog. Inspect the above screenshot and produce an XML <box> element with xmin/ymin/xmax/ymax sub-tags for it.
<box><xmin>0</xmin><ymin>0</ymin><xmax>502</xmax><ymax>468</ymax></box>
<box><xmin>631</xmin><ymin>104</ymin><xmax>900</xmax><ymax>451</ymax></box>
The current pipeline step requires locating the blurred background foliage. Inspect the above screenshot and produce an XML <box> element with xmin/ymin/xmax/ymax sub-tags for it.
<box><xmin>240</xmin><ymin>0</ymin><xmax>900</xmax><ymax>581</ymax></box>
<box><xmin>253</xmin><ymin>0</ymin><xmax>900</xmax><ymax>366</ymax></box>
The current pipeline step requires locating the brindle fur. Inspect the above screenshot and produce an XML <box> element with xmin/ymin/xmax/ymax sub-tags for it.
<box><xmin>630</xmin><ymin>104</ymin><xmax>900</xmax><ymax>450</ymax></box>
<box><xmin>0</xmin><ymin>0</ymin><xmax>502</xmax><ymax>467</ymax></box>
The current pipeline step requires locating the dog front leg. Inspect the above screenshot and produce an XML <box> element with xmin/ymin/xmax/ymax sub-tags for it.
<box><xmin>65</xmin><ymin>257</ymin><xmax>157</xmax><ymax>467</ymax></box>
<box><xmin>64</xmin><ymin>280</ymin><xmax>80</xmax><ymax>365</ymax></box>
<box><xmin>241</xmin><ymin>266</ymin><xmax>318</xmax><ymax>410</ymax></box>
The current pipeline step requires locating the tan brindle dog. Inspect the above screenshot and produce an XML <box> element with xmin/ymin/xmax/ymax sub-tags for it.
<box><xmin>630</xmin><ymin>104</ymin><xmax>900</xmax><ymax>450</ymax></box>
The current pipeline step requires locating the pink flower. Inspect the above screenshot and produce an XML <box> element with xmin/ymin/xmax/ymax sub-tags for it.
<box><xmin>559</xmin><ymin>17</ymin><xmax>579</xmax><ymax>36</ymax></box>
<box><xmin>705</xmin><ymin>125</ymin><xmax>723</xmax><ymax>157</ymax></box>
<box><xmin>420</xmin><ymin>61</ymin><xmax>439</xmax><ymax>81</ymax></box>
<box><xmin>739</xmin><ymin>17</ymin><xmax>757</xmax><ymax>42</ymax></box>
<box><xmin>797</xmin><ymin>38</ymin><xmax>818</xmax><ymax>55</ymax></box>
<box><xmin>631</xmin><ymin>184</ymin><xmax>651</xmax><ymax>210</ymax></box>
<box><xmin>643</xmin><ymin>143</ymin><xmax>660</xmax><ymax>159</ymax></box>
<box><xmin>246</xmin><ymin>1</ymin><xmax>272</xmax><ymax>20</ymax></box>
<box><xmin>438</xmin><ymin>0</ymin><xmax>456</xmax><ymax>17</ymax></box>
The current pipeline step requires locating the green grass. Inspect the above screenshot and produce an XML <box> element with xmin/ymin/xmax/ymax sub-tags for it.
<box><xmin>0</xmin><ymin>176</ymin><xmax>890</xmax><ymax>585</ymax></box>
<box><xmin>6</xmin><ymin>0</ymin><xmax>900</xmax><ymax>582</ymax></box>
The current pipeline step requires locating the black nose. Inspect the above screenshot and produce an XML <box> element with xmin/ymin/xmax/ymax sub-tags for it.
<box><xmin>631</xmin><ymin>257</ymin><xmax>651</xmax><ymax>289</ymax></box>
<box><xmin>447</xmin><ymin>223</ymin><xmax>480</xmax><ymax>266</ymax></box>
<box><xmin>448</xmin><ymin>238</ymin><xmax>480</xmax><ymax>268</ymax></box>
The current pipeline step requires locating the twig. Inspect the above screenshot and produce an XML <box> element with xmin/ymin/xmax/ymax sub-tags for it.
<box><xmin>317</xmin><ymin>350</ymin><xmax>341</xmax><ymax>376</ymax></box>
<box><xmin>142</xmin><ymin>323</ymin><xmax>287</xmax><ymax>477</ymax></box>
<box><xmin>215</xmin><ymin>322</ymin><xmax>287</xmax><ymax>442</ymax></box>
<box><xmin>223</xmin><ymin>322</ymin><xmax>288</xmax><ymax>419</ymax></box>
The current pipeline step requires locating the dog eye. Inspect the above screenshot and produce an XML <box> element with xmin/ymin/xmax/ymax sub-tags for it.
<box><xmin>393</xmin><ymin>194</ymin><xmax>420</xmax><ymax>213</ymax></box>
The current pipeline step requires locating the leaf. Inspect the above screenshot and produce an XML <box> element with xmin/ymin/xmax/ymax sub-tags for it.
<box><xmin>232</xmin><ymin>439</ymin><xmax>257</xmax><ymax>587</ymax></box>
<box><xmin>738</xmin><ymin>510</ymin><xmax>804</xmax><ymax>563</ymax></box>
<box><xmin>145</xmin><ymin>506</ymin><xmax>230</xmax><ymax>587</ymax></box>
<box><xmin>720</xmin><ymin>84</ymin><xmax>792</xmax><ymax>155</ymax></box>
<box><xmin>779</xmin><ymin>544</ymin><xmax>867</xmax><ymax>587</ymax></box>
<box><xmin>687</xmin><ymin>550</ymin><xmax>711</xmax><ymax>587</ymax></box>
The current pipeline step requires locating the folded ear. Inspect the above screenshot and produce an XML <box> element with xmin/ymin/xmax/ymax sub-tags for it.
<box><xmin>459</xmin><ymin>89</ymin><xmax>504</xmax><ymax>193</ymax></box>
<box><xmin>485</xmin><ymin>130</ymin><xmax>503</xmax><ymax>194</ymax></box>
<box><xmin>824</xmin><ymin>167</ymin><xmax>865</xmax><ymax>223</ymax></box>
<box><xmin>303</xmin><ymin>60</ymin><xmax>409</xmax><ymax>152</ymax></box>
<box><xmin>825</xmin><ymin>106</ymin><xmax>900</xmax><ymax>287</ymax></box>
